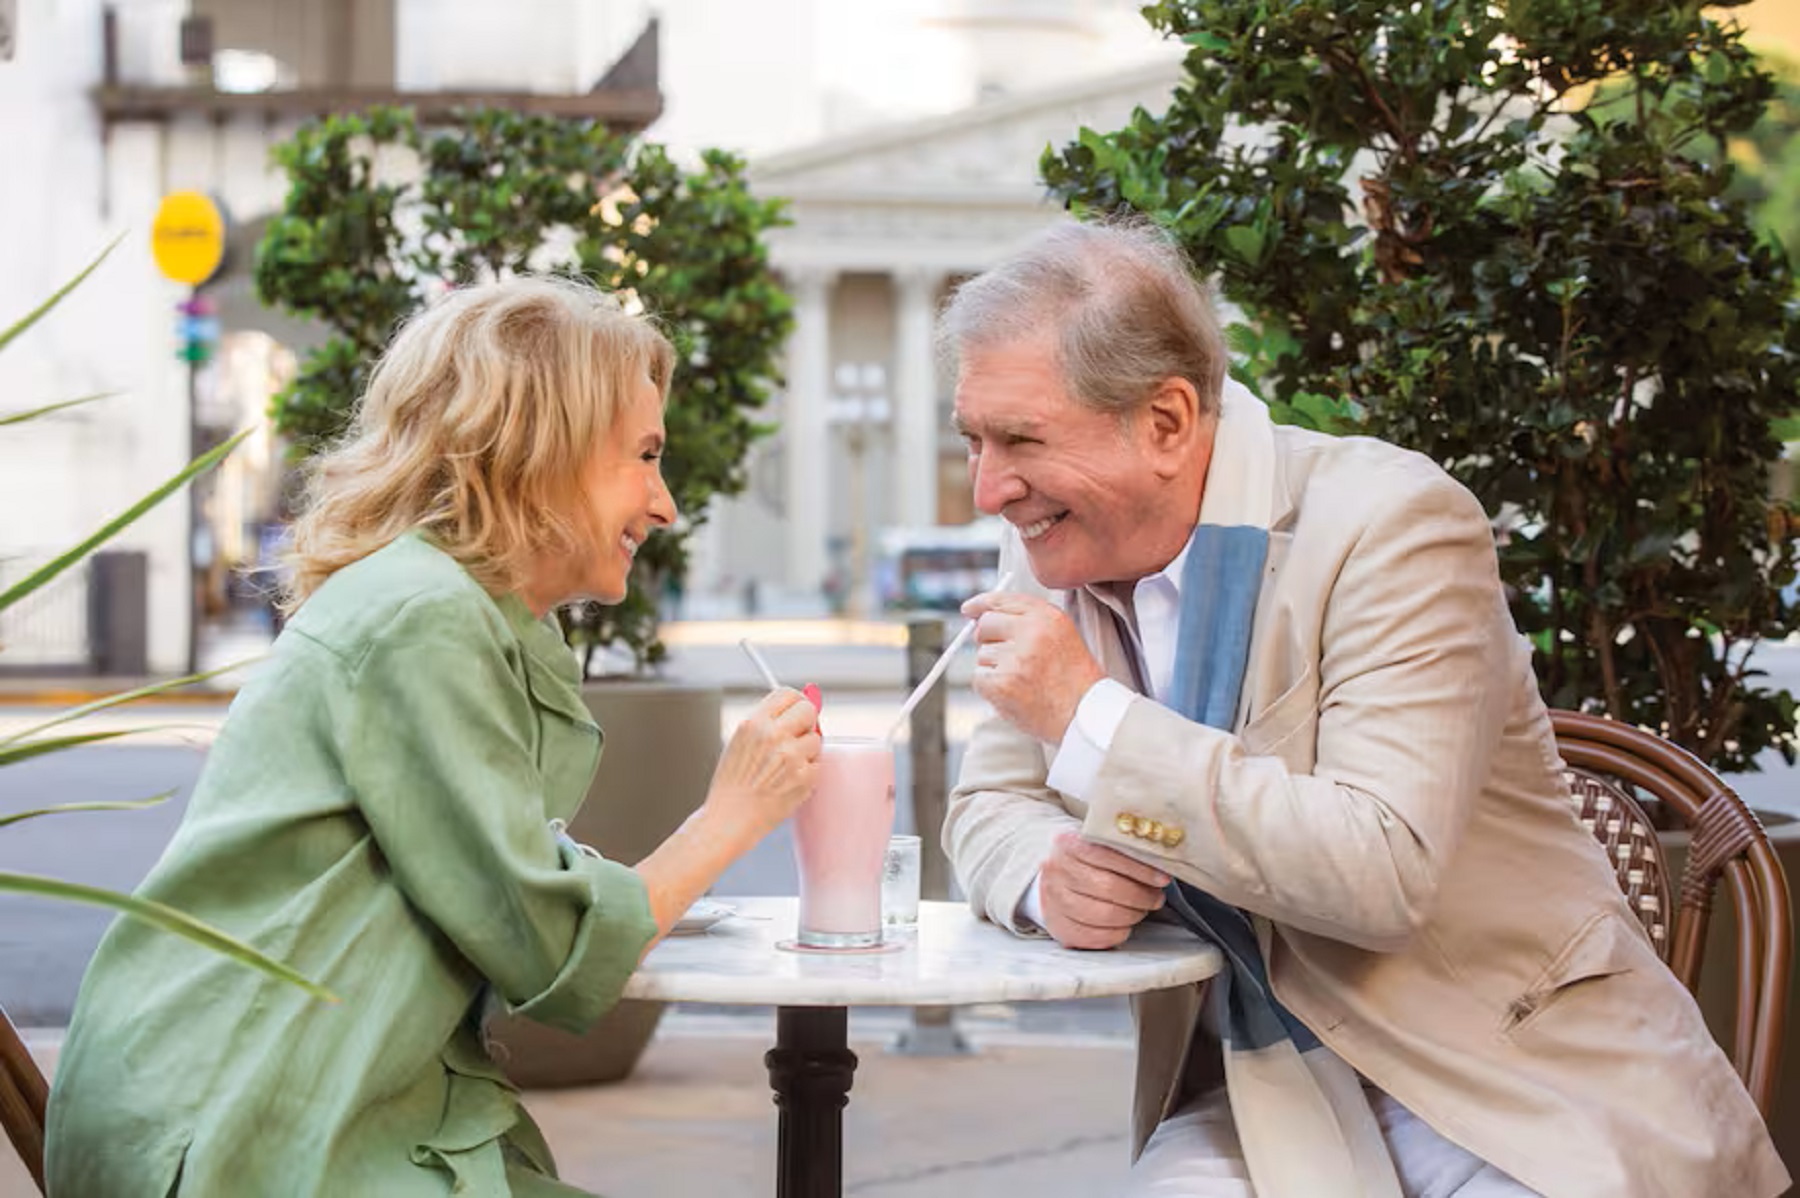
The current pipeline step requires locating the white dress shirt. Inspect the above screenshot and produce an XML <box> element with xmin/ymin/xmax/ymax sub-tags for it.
<box><xmin>1019</xmin><ymin>531</ymin><xmax>1194</xmax><ymax>928</ymax></box>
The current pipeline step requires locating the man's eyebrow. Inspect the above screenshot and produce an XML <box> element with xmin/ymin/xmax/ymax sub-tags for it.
<box><xmin>951</xmin><ymin>413</ymin><xmax>1041</xmax><ymax>439</ymax></box>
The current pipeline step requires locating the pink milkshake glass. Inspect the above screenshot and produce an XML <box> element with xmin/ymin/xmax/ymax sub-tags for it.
<box><xmin>792</xmin><ymin>737</ymin><xmax>897</xmax><ymax>948</ymax></box>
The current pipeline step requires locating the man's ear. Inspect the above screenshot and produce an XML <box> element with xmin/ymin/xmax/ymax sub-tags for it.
<box><xmin>1142</xmin><ymin>376</ymin><xmax>1203</xmax><ymax>478</ymax></box>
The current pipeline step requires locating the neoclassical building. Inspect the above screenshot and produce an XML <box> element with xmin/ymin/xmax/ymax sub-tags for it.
<box><xmin>0</xmin><ymin>0</ymin><xmax>1177</xmax><ymax>665</ymax></box>
<box><xmin>695</xmin><ymin>58</ymin><xmax>1182</xmax><ymax>613</ymax></box>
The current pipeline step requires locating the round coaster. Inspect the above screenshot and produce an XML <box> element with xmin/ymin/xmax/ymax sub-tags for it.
<box><xmin>775</xmin><ymin>938</ymin><xmax>907</xmax><ymax>956</ymax></box>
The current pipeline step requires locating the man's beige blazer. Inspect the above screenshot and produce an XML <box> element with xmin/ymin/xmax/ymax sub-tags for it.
<box><xmin>944</xmin><ymin>424</ymin><xmax>1788</xmax><ymax>1198</ymax></box>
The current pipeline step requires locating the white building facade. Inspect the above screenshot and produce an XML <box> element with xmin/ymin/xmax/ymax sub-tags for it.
<box><xmin>697</xmin><ymin>59</ymin><xmax>1182</xmax><ymax>614</ymax></box>
<box><xmin>0</xmin><ymin>0</ymin><xmax>1178</xmax><ymax>666</ymax></box>
<box><xmin>0</xmin><ymin>0</ymin><xmax>657</xmax><ymax>673</ymax></box>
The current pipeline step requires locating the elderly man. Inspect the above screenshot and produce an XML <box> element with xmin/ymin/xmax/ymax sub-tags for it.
<box><xmin>941</xmin><ymin>219</ymin><xmax>1786</xmax><ymax>1198</ymax></box>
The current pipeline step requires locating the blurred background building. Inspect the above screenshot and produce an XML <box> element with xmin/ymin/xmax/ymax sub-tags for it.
<box><xmin>0</xmin><ymin>0</ymin><xmax>1179</xmax><ymax>673</ymax></box>
<box><xmin>6</xmin><ymin>1</ymin><xmax>1789</xmax><ymax>668</ymax></box>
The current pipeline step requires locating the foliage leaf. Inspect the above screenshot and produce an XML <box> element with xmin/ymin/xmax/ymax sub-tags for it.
<box><xmin>0</xmin><ymin>237</ymin><xmax>120</xmax><ymax>355</ymax></box>
<box><xmin>0</xmin><ymin>792</ymin><xmax>174</xmax><ymax>829</ymax></box>
<box><xmin>0</xmin><ymin>872</ymin><xmax>335</xmax><ymax>1001</ymax></box>
<box><xmin>0</xmin><ymin>429</ymin><xmax>251</xmax><ymax>614</ymax></box>
<box><xmin>0</xmin><ymin>726</ymin><xmax>195</xmax><ymax>768</ymax></box>
<box><xmin>0</xmin><ymin>661</ymin><xmax>254</xmax><ymax>748</ymax></box>
<box><xmin>0</xmin><ymin>393</ymin><xmax>114</xmax><ymax>427</ymax></box>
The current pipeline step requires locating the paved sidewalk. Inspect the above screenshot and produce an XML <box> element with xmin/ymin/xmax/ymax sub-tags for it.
<box><xmin>1</xmin><ymin>1024</ymin><xmax>1139</xmax><ymax>1198</ymax></box>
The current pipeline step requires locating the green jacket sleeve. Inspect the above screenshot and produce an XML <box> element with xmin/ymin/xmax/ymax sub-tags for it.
<box><xmin>340</xmin><ymin>588</ymin><xmax>656</xmax><ymax>1034</ymax></box>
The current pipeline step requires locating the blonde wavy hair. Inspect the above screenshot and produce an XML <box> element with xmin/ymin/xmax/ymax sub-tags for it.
<box><xmin>284</xmin><ymin>275</ymin><xmax>674</xmax><ymax>610</ymax></box>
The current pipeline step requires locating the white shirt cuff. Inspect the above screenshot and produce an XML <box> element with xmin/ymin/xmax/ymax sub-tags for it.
<box><xmin>1018</xmin><ymin>873</ymin><xmax>1048</xmax><ymax>930</ymax></box>
<box><xmin>1045</xmin><ymin>678</ymin><xmax>1137</xmax><ymax>803</ymax></box>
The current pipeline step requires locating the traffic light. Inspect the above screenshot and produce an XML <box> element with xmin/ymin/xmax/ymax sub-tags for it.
<box><xmin>175</xmin><ymin>293</ymin><xmax>220</xmax><ymax>364</ymax></box>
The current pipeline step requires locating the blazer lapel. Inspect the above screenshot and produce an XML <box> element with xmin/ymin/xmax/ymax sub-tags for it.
<box><xmin>1233</xmin><ymin>428</ymin><xmax>1303</xmax><ymax>731</ymax></box>
<box><xmin>1237</xmin><ymin>528</ymin><xmax>1294</xmax><ymax>731</ymax></box>
<box><xmin>1063</xmin><ymin>588</ymin><xmax>1141</xmax><ymax>692</ymax></box>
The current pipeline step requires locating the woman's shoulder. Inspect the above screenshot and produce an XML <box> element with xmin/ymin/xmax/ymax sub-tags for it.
<box><xmin>285</xmin><ymin>534</ymin><xmax>511</xmax><ymax>665</ymax></box>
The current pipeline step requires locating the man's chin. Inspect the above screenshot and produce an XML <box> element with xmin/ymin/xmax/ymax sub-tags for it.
<box><xmin>1020</xmin><ymin>545</ymin><xmax>1090</xmax><ymax>592</ymax></box>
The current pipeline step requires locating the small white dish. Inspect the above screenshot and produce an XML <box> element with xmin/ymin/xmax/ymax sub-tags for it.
<box><xmin>671</xmin><ymin>898</ymin><xmax>736</xmax><ymax>936</ymax></box>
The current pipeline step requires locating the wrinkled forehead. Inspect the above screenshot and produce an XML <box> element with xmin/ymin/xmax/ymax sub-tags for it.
<box><xmin>951</xmin><ymin>339</ymin><xmax>1077</xmax><ymax>423</ymax></box>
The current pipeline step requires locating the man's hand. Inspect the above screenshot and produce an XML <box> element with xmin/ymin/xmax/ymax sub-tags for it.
<box><xmin>962</xmin><ymin>591</ymin><xmax>1106</xmax><ymax>743</ymax></box>
<box><xmin>1038</xmin><ymin>831</ymin><xmax>1171</xmax><ymax>950</ymax></box>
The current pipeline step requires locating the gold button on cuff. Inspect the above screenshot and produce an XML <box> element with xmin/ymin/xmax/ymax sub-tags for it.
<box><xmin>1134</xmin><ymin>816</ymin><xmax>1154</xmax><ymax>839</ymax></box>
<box><xmin>1162</xmin><ymin>827</ymin><xmax>1185</xmax><ymax>848</ymax></box>
<box><xmin>1147</xmin><ymin>820</ymin><xmax>1165</xmax><ymax>843</ymax></box>
<box><xmin>1116</xmin><ymin>813</ymin><xmax>1137</xmax><ymax>836</ymax></box>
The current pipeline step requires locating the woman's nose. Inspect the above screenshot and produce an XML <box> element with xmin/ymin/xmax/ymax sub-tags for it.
<box><xmin>649</xmin><ymin>472</ymin><xmax>677</xmax><ymax>527</ymax></box>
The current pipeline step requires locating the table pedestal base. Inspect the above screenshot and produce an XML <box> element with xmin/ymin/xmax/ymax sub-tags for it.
<box><xmin>765</xmin><ymin>1006</ymin><xmax>858</xmax><ymax>1198</ymax></box>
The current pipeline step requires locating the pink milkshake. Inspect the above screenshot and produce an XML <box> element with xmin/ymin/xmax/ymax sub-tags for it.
<box><xmin>792</xmin><ymin>737</ymin><xmax>896</xmax><ymax>948</ymax></box>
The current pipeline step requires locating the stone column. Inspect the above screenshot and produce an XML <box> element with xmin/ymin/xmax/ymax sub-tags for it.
<box><xmin>892</xmin><ymin>268</ymin><xmax>941</xmax><ymax>532</ymax></box>
<box><xmin>783</xmin><ymin>269</ymin><xmax>833</xmax><ymax>596</ymax></box>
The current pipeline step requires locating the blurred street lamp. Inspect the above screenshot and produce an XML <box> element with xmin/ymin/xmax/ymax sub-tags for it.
<box><xmin>829</xmin><ymin>362</ymin><xmax>891</xmax><ymax>618</ymax></box>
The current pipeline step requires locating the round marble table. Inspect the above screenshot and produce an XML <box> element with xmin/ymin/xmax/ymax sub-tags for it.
<box><xmin>624</xmin><ymin>897</ymin><xmax>1221</xmax><ymax>1198</ymax></box>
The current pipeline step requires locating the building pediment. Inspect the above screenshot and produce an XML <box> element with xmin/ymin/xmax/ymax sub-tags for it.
<box><xmin>751</xmin><ymin>57</ymin><xmax>1183</xmax><ymax>203</ymax></box>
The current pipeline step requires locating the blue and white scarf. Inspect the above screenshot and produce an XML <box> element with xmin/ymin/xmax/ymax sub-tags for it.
<box><xmin>1163</xmin><ymin>380</ymin><xmax>1402</xmax><ymax>1197</ymax></box>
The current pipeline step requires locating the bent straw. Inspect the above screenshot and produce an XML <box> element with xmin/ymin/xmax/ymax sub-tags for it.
<box><xmin>738</xmin><ymin>638</ymin><xmax>782</xmax><ymax>690</ymax></box>
<box><xmin>885</xmin><ymin>570</ymin><xmax>1016</xmax><ymax>743</ymax></box>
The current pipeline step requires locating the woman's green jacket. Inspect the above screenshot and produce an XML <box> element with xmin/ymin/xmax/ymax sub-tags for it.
<box><xmin>45</xmin><ymin>533</ymin><xmax>656</xmax><ymax>1196</ymax></box>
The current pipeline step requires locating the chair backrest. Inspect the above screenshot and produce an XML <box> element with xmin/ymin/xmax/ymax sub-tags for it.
<box><xmin>1551</xmin><ymin>709</ymin><xmax>1793</xmax><ymax>1118</ymax></box>
<box><xmin>0</xmin><ymin>1006</ymin><xmax>47</xmax><ymax>1194</ymax></box>
<box><xmin>1563</xmin><ymin>769</ymin><xmax>1674</xmax><ymax>958</ymax></box>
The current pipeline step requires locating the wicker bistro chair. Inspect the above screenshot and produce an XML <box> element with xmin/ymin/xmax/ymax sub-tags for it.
<box><xmin>1550</xmin><ymin>709</ymin><xmax>1793</xmax><ymax>1118</ymax></box>
<box><xmin>0</xmin><ymin>1005</ymin><xmax>47</xmax><ymax>1193</ymax></box>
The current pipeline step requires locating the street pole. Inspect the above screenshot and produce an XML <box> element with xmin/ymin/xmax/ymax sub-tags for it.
<box><xmin>186</xmin><ymin>287</ymin><xmax>200</xmax><ymax>676</ymax></box>
<box><xmin>152</xmin><ymin>190</ymin><xmax>226</xmax><ymax>677</ymax></box>
<box><xmin>894</xmin><ymin>615</ymin><xmax>971</xmax><ymax>1057</ymax></box>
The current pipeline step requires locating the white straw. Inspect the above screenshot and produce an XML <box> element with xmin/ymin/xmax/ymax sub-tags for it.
<box><xmin>886</xmin><ymin>570</ymin><xmax>1016</xmax><ymax>743</ymax></box>
<box><xmin>738</xmin><ymin>638</ymin><xmax>782</xmax><ymax>691</ymax></box>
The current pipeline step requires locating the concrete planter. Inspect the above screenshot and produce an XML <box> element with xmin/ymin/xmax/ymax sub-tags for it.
<box><xmin>1659</xmin><ymin>810</ymin><xmax>1800</xmax><ymax>1187</ymax></box>
<box><xmin>487</xmin><ymin>681</ymin><xmax>722</xmax><ymax>1088</ymax></box>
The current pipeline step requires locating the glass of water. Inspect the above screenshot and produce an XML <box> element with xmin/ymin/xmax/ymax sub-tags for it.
<box><xmin>882</xmin><ymin>834</ymin><xmax>922</xmax><ymax>940</ymax></box>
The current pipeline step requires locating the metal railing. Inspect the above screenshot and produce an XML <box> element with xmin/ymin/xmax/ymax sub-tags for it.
<box><xmin>0</xmin><ymin>557</ymin><xmax>88</xmax><ymax>672</ymax></box>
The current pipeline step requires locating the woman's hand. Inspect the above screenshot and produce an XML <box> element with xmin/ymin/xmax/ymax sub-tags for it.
<box><xmin>703</xmin><ymin>688</ymin><xmax>823</xmax><ymax>846</ymax></box>
<box><xmin>635</xmin><ymin>689</ymin><xmax>820</xmax><ymax>946</ymax></box>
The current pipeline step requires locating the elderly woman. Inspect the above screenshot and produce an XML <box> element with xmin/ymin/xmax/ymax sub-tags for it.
<box><xmin>44</xmin><ymin>277</ymin><xmax>821</xmax><ymax>1197</ymax></box>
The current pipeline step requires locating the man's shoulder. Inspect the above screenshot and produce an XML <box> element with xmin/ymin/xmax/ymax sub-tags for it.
<box><xmin>1274</xmin><ymin>424</ymin><xmax>1481</xmax><ymax>529</ymax></box>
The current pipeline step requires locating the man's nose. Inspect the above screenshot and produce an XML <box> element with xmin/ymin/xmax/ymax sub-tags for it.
<box><xmin>970</xmin><ymin>454</ymin><xmax>1026</xmax><ymax>516</ymax></box>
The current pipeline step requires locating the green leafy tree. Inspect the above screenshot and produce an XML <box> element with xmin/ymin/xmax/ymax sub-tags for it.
<box><xmin>255</xmin><ymin>108</ymin><xmax>793</xmax><ymax>673</ymax></box>
<box><xmin>1724</xmin><ymin>48</ymin><xmax>1800</xmax><ymax>259</ymax></box>
<box><xmin>1045</xmin><ymin>1</ymin><xmax>1800</xmax><ymax>772</ymax></box>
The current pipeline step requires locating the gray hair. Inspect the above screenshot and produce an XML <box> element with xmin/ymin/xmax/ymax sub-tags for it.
<box><xmin>937</xmin><ymin>216</ymin><xmax>1227</xmax><ymax>419</ymax></box>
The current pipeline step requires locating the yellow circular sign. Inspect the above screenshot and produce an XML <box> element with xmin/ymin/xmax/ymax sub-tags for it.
<box><xmin>150</xmin><ymin>191</ymin><xmax>225</xmax><ymax>286</ymax></box>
